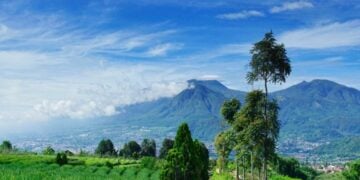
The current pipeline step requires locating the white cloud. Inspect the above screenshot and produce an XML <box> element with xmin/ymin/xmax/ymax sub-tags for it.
<box><xmin>199</xmin><ymin>74</ymin><xmax>220</xmax><ymax>80</ymax></box>
<box><xmin>185</xmin><ymin>43</ymin><xmax>251</xmax><ymax>61</ymax></box>
<box><xmin>270</xmin><ymin>1</ymin><xmax>313</xmax><ymax>13</ymax></box>
<box><xmin>0</xmin><ymin>10</ymin><xmax>187</xmax><ymax>125</ymax></box>
<box><xmin>33</xmin><ymin>100</ymin><xmax>118</xmax><ymax>119</ymax></box>
<box><xmin>279</xmin><ymin>20</ymin><xmax>360</xmax><ymax>49</ymax></box>
<box><xmin>217</xmin><ymin>10</ymin><xmax>264</xmax><ymax>20</ymax></box>
<box><xmin>146</xmin><ymin>43</ymin><xmax>183</xmax><ymax>57</ymax></box>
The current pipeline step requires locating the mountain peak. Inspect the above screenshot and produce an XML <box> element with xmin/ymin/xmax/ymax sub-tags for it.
<box><xmin>187</xmin><ymin>79</ymin><xmax>228</xmax><ymax>92</ymax></box>
<box><xmin>274</xmin><ymin>79</ymin><xmax>360</xmax><ymax>103</ymax></box>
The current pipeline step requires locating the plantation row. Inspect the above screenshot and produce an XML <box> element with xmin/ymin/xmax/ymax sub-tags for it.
<box><xmin>0</xmin><ymin>154</ymin><xmax>160</xmax><ymax>180</ymax></box>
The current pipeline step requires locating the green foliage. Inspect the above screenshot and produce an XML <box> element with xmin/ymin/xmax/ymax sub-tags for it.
<box><xmin>214</xmin><ymin>130</ymin><xmax>235</xmax><ymax>173</ymax></box>
<box><xmin>315</xmin><ymin>172</ymin><xmax>346</xmax><ymax>180</ymax></box>
<box><xmin>343</xmin><ymin>159</ymin><xmax>360</xmax><ymax>180</ymax></box>
<box><xmin>95</xmin><ymin>139</ymin><xmax>117</xmax><ymax>157</ymax></box>
<box><xmin>221</xmin><ymin>98</ymin><xmax>241</xmax><ymax>124</ymax></box>
<box><xmin>64</xmin><ymin>150</ymin><xmax>74</xmax><ymax>156</ymax></box>
<box><xmin>55</xmin><ymin>153</ymin><xmax>68</xmax><ymax>165</ymax></box>
<box><xmin>79</xmin><ymin>149</ymin><xmax>90</xmax><ymax>156</ymax></box>
<box><xmin>270</xmin><ymin>174</ymin><xmax>301</xmax><ymax>180</ymax></box>
<box><xmin>194</xmin><ymin>139</ymin><xmax>210</xmax><ymax>180</ymax></box>
<box><xmin>141</xmin><ymin>139</ymin><xmax>156</xmax><ymax>157</ymax></box>
<box><xmin>273</xmin><ymin>156</ymin><xmax>317</xmax><ymax>180</ymax></box>
<box><xmin>0</xmin><ymin>140</ymin><xmax>12</xmax><ymax>153</ymax></box>
<box><xmin>161</xmin><ymin>123</ymin><xmax>209</xmax><ymax>180</ymax></box>
<box><xmin>120</xmin><ymin>140</ymin><xmax>142</xmax><ymax>158</ymax></box>
<box><xmin>247</xmin><ymin>31</ymin><xmax>291</xmax><ymax>87</ymax></box>
<box><xmin>159</xmin><ymin>138</ymin><xmax>174</xmax><ymax>159</ymax></box>
<box><xmin>231</xmin><ymin>90</ymin><xmax>280</xmax><ymax>175</ymax></box>
<box><xmin>42</xmin><ymin>146</ymin><xmax>55</xmax><ymax>155</ymax></box>
<box><xmin>0</xmin><ymin>153</ymin><xmax>159</xmax><ymax>179</ymax></box>
<box><xmin>211</xmin><ymin>172</ymin><xmax>234</xmax><ymax>180</ymax></box>
<box><xmin>141</xmin><ymin>157</ymin><xmax>162</xmax><ymax>170</ymax></box>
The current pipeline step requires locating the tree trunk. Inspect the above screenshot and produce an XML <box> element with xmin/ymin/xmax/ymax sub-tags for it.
<box><xmin>236</xmin><ymin>158</ymin><xmax>240</xmax><ymax>180</ymax></box>
<box><xmin>263</xmin><ymin>79</ymin><xmax>268</xmax><ymax>180</ymax></box>
<box><xmin>258</xmin><ymin>168</ymin><xmax>261</xmax><ymax>180</ymax></box>
<box><xmin>251</xmin><ymin>151</ymin><xmax>254</xmax><ymax>180</ymax></box>
<box><xmin>263</xmin><ymin>158</ymin><xmax>267</xmax><ymax>180</ymax></box>
<box><xmin>243</xmin><ymin>156</ymin><xmax>246</xmax><ymax>180</ymax></box>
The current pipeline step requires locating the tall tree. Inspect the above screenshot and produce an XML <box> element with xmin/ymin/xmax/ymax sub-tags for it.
<box><xmin>246</xmin><ymin>31</ymin><xmax>290</xmax><ymax>180</ymax></box>
<box><xmin>216</xmin><ymin>98</ymin><xmax>240</xmax><ymax>175</ymax></box>
<box><xmin>194</xmin><ymin>140</ymin><xmax>209</xmax><ymax>180</ymax></box>
<box><xmin>247</xmin><ymin>31</ymin><xmax>291</xmax><ymax>97</ymax></box>
<box><xmin>214</xmin><ymin>130</ymin><xmax>235</xmax><ymax>174</ymax></box>
<box><xmin>141</xmin><ymin>139</ymin><xmax>156</xmax><ymax>157</ymax></box>
<box><xmin>159</xmin><ymin>138</ymin><xmax>174</xmax><ymax>159</ymax></box>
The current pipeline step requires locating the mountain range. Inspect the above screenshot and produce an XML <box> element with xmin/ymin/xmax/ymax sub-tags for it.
<box><xmin>111</xmin><ymin>79</ymin><xmax>360</xmax><ymax>158</ymax></box>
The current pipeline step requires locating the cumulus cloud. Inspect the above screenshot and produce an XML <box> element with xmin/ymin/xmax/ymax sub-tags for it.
<box><xmin>279</xmin><ymin>20</ymin><xmax>360</xmax><ymax>49</ymax></box>
<box><xmin>270</xmin><ymin>1</ymin><xmax>313</xmax><ymax>13</ymax></box>
<box><xmin>217</xmin><ymin>10</ymin><xmax>264</xmax><ymax>20</ymax></box>
<box><xmin>0</xmin><ymin>8</ymin><xmax>187</xmax><ymax>124</ymax></box>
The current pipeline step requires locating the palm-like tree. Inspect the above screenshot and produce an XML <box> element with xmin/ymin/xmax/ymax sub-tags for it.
<box><xmin>247</xmin><ymin>31</ymin><xmax>291</xmax><ymax>97</ymax></box>
<box><xmin>246</xmin><ymin>32</ymin><xmax>290</xmax><ymax>180</ymax></box>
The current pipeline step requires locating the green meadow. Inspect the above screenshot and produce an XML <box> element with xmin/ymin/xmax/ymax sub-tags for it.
<box><xmin>0</xmin><ymin>154</ymin><xmax>160</xmax><ymax>180</ymax></box>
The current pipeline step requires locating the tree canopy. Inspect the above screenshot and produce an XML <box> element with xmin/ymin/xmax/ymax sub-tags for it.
<box><xmin>95</xmin><ymin>139</ymin><xmax>116</xmax><ymax>157</ymax></box>
<box><xmin>161</xmin><ymin>123</ymin><xmax>209</xmax><ymax>180</ymax></box>
<box><xmin>120</xmin><ymin>141</ymin><xmax>141</xmax><ymax>158</ymax></box>
<box><xmin>159</xmin><ymin>138</ymin><xmax>174</xmax><ymax>159</ymax></box>
<box><xmin>141</xmin><ymin>139</ymin><xmax>156</xmax><ymax>157</ymax></box>
<box><xmin>221</xmin><ymin>98</ymin><xmax>241</xmax><ymax>125</ymax></box>
<box><xmin>247</xmin><ymin>31</ymin><xmax>291</xmax><ymax>95</ymax></box>
<box><xmin>0</xmin><ymin>141</ymin><xmax>12</xmax><ymax>152</ymax></box>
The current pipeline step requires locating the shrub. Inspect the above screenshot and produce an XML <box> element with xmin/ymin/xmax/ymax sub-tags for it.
<box><xmin>42</xmin><ymin>146</ymin><xmax>55</xmax><ymax>155</ymax></box>
<box><xmin>56</xmin><ymin>153</ymin><xmax>68</xmax><ymax>165</ymax></box>
<box><xmin>0</xmin><ymin>141</ymin><xmax>12</xmax><ymax>153</ymax></box>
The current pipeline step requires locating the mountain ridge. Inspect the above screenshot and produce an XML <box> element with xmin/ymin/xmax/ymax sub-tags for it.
<box><xmin>111</xmin><ymin>79</ymin><xmax>360</xmax><ymax>157</ymax></box>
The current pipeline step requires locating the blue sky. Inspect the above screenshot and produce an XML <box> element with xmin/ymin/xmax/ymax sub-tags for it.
<box><xmin>0</xmin><ymin>0</ymin><xmax>359</xmax><ymax>130</ymax></box>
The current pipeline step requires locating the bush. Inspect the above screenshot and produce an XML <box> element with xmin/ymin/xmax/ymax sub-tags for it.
<box><xmin>55</xmin><ymin>153</ymin><xmax>68</xmax><ymax>165</ymax></box>
<box><xmin>0</xmin><ymin>141</ymin><xmax>12</xmax><ymax>153</ymax></box>
<box><xmin>343</xmin><ymin>160</ymin><xmax>360</xmax><ymax>180</ymax></box>
<box><xmin>42</xmin><ymin>146</ymin><xmax>55</xmax><ymax>155</ymax></box>
<box><xmin>273</xmin><ymin>156</ymin><xmax>317</xmax><ymax>180</ymax></box>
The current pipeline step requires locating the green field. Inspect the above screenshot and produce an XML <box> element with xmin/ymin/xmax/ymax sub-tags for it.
<box><xmin>0</xmin><ymin>154</ymin><xmax>160</xmax><ymax>180</ymax></box>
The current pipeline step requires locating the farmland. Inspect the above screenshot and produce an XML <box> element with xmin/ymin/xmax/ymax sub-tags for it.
<box><xmin>0</xmin><ymin>154</ymin><xmax>160</xmax><ymax>180</ymax></box>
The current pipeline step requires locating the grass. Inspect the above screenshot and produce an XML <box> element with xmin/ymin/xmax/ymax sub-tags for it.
<box><xmin>0</xmin><ymin>153</ymin><xmax>159</xmax><ymax>180</ymax></box>
<box><xmin>315</xmin><ymin>172</ymin><xmax>346</xmax><ymax>180</ymax></box>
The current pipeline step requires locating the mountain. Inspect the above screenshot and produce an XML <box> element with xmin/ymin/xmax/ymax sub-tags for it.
<box><xmin>112</xmin><ymin>79</ymin><xmax>360</xmax><ymax>158</ymax></box>
<box><xmin>273</xmin><ymin>80</ymin><xmax>360</xmax><ymax>142</ymax></box>
<box><xmin>116</xmin><ymin>79</ymin><xmax>246</xmax><ymax>138</ymax></box>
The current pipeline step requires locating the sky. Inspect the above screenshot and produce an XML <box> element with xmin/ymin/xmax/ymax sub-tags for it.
<box><xmin>0</xmin><ymin>0</ymin><xmax>359</xmax><ymax>131</ymax></box>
